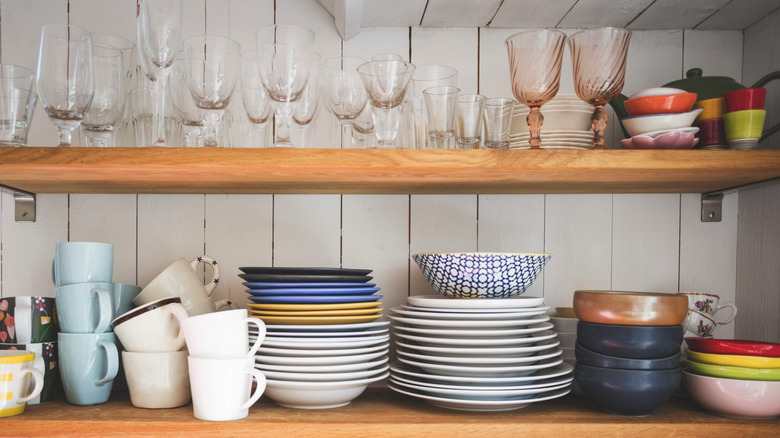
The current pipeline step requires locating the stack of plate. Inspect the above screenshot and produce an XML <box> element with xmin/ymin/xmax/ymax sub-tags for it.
<box><xmin>387</xmin><ymin>295</ymin><xmax>573</xmax><ymax>411</ymax></box>
<box><xmin>509</xmin><ymin>94</ymin><xmax>595</xmax><ymax>149</ymax></box>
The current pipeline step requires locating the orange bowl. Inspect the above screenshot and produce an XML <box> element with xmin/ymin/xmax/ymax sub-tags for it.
<box><xmin>573</xmin><ymin>290</ymin><xmax>688</xmax><ymax>326</ymax></box>
<box><xmin>624</xmin><ymin>93</ymin><xmax>697</xmax><ymax>117</ymax></box>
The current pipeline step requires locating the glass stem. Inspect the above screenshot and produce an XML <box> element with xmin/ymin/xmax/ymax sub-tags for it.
<box><xmin>274</xmin><ymin>102</ymin><xmax>294</xmax><ymax>146</ymax></box>
<box><xmin>591</xmin><ymin>104</ymin><xmax>608</xmax><ymax>149</ymax></box>
<box><xmin>372</xmin><ymin>106</ymin><xmax>402</xmax><ymax>148</ymax></box>
<box><xmin>57</xmin><ymin>126</ymin><xmax>76</xmax><ymax>147</ymax></box>
<box><xmin>182</xmin><ymin>125</ymin><xmax>203</xmax><ymax>147</ymax></box>
<box><xmin>202</xmin><ymin>109</ymin><xmax>223</xmax><ymax>147</ymax></box>
<box><xmin>527</xmin><ymin>106</ymin><xmax>544</xmax><ymax>149</ymax></box>
<box><xmin>340</xmin><ymin>122</ymin><xmax>353</xmax><ymax>148</ymax></box>
<box><xmin>249</xmin><ymin>122</ymin><xmax>267</xmax><ymax>148</ymax></box>
<box><xmin>152</xmin><ymin>67</ymin><xmax>170</xmax><ymax>146</ymax></box>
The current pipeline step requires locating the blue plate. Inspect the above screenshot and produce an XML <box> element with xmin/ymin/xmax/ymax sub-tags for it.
<box><xmin>246</xmin><ymin>287</ymin><xmax>381</xmax><ymax>296</ymax></box>
<box><xmin>243</xmin><ymin>282</ymin><xmax>377</xmax><ymax>289</ymax></box>
<box><xmin>239</xmin><ymin>273</ymin><xmax>373</xmax><ymax>283</ymax></box>
<box><xmin>247</xmin><ymin>295</ymin><xmax>383</xmax><ymax>304</ymax></box>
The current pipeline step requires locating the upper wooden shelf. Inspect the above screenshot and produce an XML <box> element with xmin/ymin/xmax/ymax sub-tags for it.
<box><xmin>0</xmin><ymin>147</ymin><xmax>779</xmax><ymax>195</ymax></box>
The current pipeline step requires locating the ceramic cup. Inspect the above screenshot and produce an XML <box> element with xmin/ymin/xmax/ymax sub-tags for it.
<box><xmin>58</xmin><ymin>332</ymin><xmax>119</xmax><ymax>405</ymax></box>
<box><xmin>55</xmin><ymin>282</ymin><xmax>113</xmax><ymax>333</ymax></box>
<box><xmin>0</xmin><ymin>296</ymin><xmax>57</xmax><ymax>344</ymax></box>
<box><xmin>112</xmin><ymin>282</ymin><xmax>142</xmax><ymax>317</ymax></box>
<box><xmin>112</xmin><ymin>297</ymin><xmax>189</xmax><ymax>353</ymax></box>
<box><xmin>723</xmin><ymin>87</ymin><xmax>766</xmax><ymax>112</ymax></box>
<box><xmin>723</xmin><ymin>109</ymin><xmax>766</xmax><ymax>141</ymax></box>
<box><xmin>52</xmin><ymin>241</ymin><xmax>114</xmax><ymax>288</ymax></box>
<box><xmin>693</xmin><ymin>97</ymin><xmax>725</xmax><ymax>121</ymax></box>
<box><xmin>0</xmin><ymin>350</ymin><xmax>44</xmax><ymax>417</ymax></box>
<box><xmin>694</xmin><ymin>117</ymin><xmax>727</xmax><ymax>147</ymax></box>
<box><xmin>133</xmin><ymin>255</ymin><xmax>220</xmax><ymax>308</ymax></box>
<box><xmin>683</xmin><ymin>309</ymin><xmax>717</xmax><ymax>338</ymax></box>
<box><xmin>188</xmin><ymin>355</ymin><xmax>266</xmax><ymax>421</ymax></box>
<box><xmin>678</xmin><ymin>292</ymin><xmax>737</xmax><ymax>325</ymax></box>
<box><xmin>182</xmin><ymin>309</ymin><xmax>266</xmax><ymax>359</ymax></box>
<box><xmin>0</xmin><ymin>341</ymin><xmax>58</xmax><ymax>404</ymax></box>
<box><xmin>122</xmin><ymin>350</ymin><xmax>191</xmax><ymax>409</ymax></box>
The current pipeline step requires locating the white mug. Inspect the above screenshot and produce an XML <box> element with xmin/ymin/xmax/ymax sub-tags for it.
<box><xmin>182</xmin><ymin>309</ymin><xmax>266</xmax><ymax>359</ymax></box>
<box><xmin>133</xmin><ymin>256</ymin><xmax>220</xmax><ymax>308</ymax></box>
<box><xmin>182</xmin><ymin>297</ymin><xmax>233</xmax><ymax>317</ymax></box>
<box><xmin>0</xmin><ymin>351</ymin><xmax>44</xmax><ymax>417</ymax></box>
<box><xmin>52</xmin><ymin>241</ymin><xmax>114</xmax><ymax>287</ymax></box>
<box><xmin>188</xmin><ymin>355</ymin><xmax>266</xmax><ymax>421</ymax></box>
<box><xmin>122</xmin><ymin>350</ymin><xmax>191</xmax><ymax>409</ymax></box>
<box><xmin>678</xmin><ymin>292</ymin><xmax>737</xmax><ymax>325</ymax></box>
<box><xmin>112</xmin><ymin>297</ymin><xmax>189</xmax><ymax>352</ymax></box>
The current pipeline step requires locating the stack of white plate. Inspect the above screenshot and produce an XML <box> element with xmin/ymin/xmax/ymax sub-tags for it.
<box><xmin>510</xmin><ymin>94</ymin><xmax>595</xmax><ymax>149</ymax></box>
<box><xmin>387</xmin><ymin>295</ymin><xmax>573</xmax><ymax>411</ymax></box>
<box><xmin>252</xmin><ymin>321</ymin><xmax>390</xmax><ymax>409</ymax></box>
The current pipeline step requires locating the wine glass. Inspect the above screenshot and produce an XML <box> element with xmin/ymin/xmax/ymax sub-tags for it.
<box><xmin>357</xmin><ymin>60</ymin><xmax>416</xmax><ymax>148</ymax></box>
<box><xmin>36</xmin><ymin>23</ymin><xmax>94</xmax><ymax>147</ymax></box>
<box><xmin>505</xmin><ymin>29</ymin><xmax>566</xmax><ymax>149</ymax></box>
<box><xmin>169</xmin><ymin>57</ymin><xmax>204</xmax><ymax>147</ymax></box>
<box><xmin>322</xmin><ymin>56</ymin><xmax>368</xmax><ymax>148</ymax></box>
<box><xmin>137</xmin><ymin>0</ymin><xmax>183</xmax><ymax>146</ymax></box>
<box><xmin>240</xmin><ymin>51</ymin><xmax>272</xmax><ymax>148</ymax></box>
<box><xmin>569</xmin><ymin>27</ymin><xmax>632</xmax><ymax>149</ymax></box>
<box><xmin>292</xmin><ymin>52</ymin><xmax>321</xmax><ymax>147</ymax></box>
<box><xmin>256</xmin><ymin>24</ymin><xmax>315</xmax><ymax>147</ymax></box>
<box><xmin>91</xmin><ymin>33</ymin><xmax>136</xmax><ymax>146</ymax></box>
<box><xmin>82</xmin><ymin>45</ymin><xmax>125</xmax><ymax>147</ymax></box>
<box><xmin>182</xmin><ymin>35</ymin><xmax>241</xmax><ymax>148</ymax></box>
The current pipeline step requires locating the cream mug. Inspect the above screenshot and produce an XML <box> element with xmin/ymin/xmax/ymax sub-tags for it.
<box><xmin>112</xmin><ymin>297</ymin><xmax>189</xmax><ymax>352</ymax></box>
<box><xmin>133</xmin><ymin>255</ymin><xmax>220</xmax><ymax>308</ymax></box>
<box><xmin>678</xmin><ymin>292</ymin><xmax>737</xmax><ymax>325</ymax></box>
<box><xmin>0</xmin><ymin>350</ymin><xmax>44</xmax><ymax>417</ymax></box>
<box><xmin>122</xmin><ymin>350</ymin><xmax>191</xmax><ymax>409</ymax></box>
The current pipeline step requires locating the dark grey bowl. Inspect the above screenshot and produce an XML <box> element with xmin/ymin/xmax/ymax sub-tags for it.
<box><xmin>577</xmin><ymin>321</ymin><xmax>683</xmax><ymax>359</ymax></box>
<box><xmin>575</xmin><ymin>341</ymin><xmax>681</xmax><ymax>370</ymax></box>
<box><xmin>575</xmin><ymin>363</ymin><xmax>681</xmax><ymax>416</ymax></box>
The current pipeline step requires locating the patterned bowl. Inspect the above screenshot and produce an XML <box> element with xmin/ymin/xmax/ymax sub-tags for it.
<box><xmin>411</xmin><ymin>252</ymin><xmax>551</xmax><ymax>299</ymax></box>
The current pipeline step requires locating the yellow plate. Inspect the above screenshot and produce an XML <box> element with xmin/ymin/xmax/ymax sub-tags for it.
<box><xmin>246</xmin><ymin>301</ymin><xmax>381</xmax><ymax>311</ymax></box>
<box><xmin>249</xmin><ymin>307</ymin><xmax>382</xmax><ymax>317</ymax></box>
<box><xmin>256</xmin><ymin>314</ymin><xmax>384</xmax><ymax>325</ymax></box>
<box><xmin>687</xmin><ymin>349</ymin><xmax>780</xmax><ymax>369</ymax></box>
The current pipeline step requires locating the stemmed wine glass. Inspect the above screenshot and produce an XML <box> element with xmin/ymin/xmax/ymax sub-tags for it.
<box><xmin>292</xmin><ymin>52</ymin><xmax>321</xmax><ymax>147</ymax></box>
<box><xmin>505</xmin><ymin>29</ymin><xmax>566</xmax><ymax>149</ymax></box>
<box><xmin>169</xmin><ymin>57</ymin><xmax>204</xmax><ymax>147</ymax></box>
<box><xmin>569</xmin><ymin>27</ymin><xmax>632</xmax><ymax>149</ymax></box>
<box><xmin>357</xmin><ymin>60</ymin><xmax>416</xmax><ymax>148</ymax></box>
<box><xmin>36</xmin><ymin>23</ymin><xmax>94</xmax><ymax>146</ymax></box>
<box><xmin>182</xmin><ymin>35</ymin><xmax>241</xmax><ymax>147</ymax></box>
<box><xmin>82</xmin><ymin>45</ymin><xmax>125</xmax><ymax>147</ymax></box>
<box><xmin>137</xmin><ymin>0</ymin><xmax>183</xmax><ymax>146</ymax></box>
<box><xmin>256</xmin><ymin>24</ymin><xmax>315</xmax><ymax>147</ymax></box>
<box><xmin>322</xmin><ymin>56</ymin><xmax>368</xmax><ymax>148</ymax></box>
<box><xmin>90</xmin><ymin>33</ymin><xmax>136</xmax><ymax>146</ymax></box>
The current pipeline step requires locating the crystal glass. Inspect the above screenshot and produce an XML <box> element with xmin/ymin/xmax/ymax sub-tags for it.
<box><xmin>423</xmin><ymin>85</ymin><xmax>459</xmax><ymax>149</ymax></box>
<box><xmin>322</xmin><ymin>56</ymin><xmax>368</xmax><ymax>148</ymax></box>
<box><xmin>240</xmin><ymin>51</ymin><xmax>273</xmax><ymax>148</ymax></box>
<box><xmin>506</xmin><ymin>29</ymin><xmax>566</xmax><ymax>149</ymax></box>
<box><xmin>357</xmin><ymin>60</ymin><xmax>415</xmax><ymax>148</ymax></box>
<box><xmin>169</xmin><ymin>58</ymin><xmax>204</xmax><ymax>147</ymax></box>
<box><xmin>182</xmin><ymin>35</ymin><xmax>241</xmax><ymax>148</ymax></box>
<box><xmin>569</xmin><ymin>27</ymin><xmax>632</xmax><ymax>149</ymax></box>
<box><xmin>82</xmin><ymin>45</ymin><xmax>125</xmax><ymax>147</ymax></box>
<box><xmin>91</xmin><ymin>33</ymin><xmax>136</xmax><ymax>146</ymax></box>
<box><xmin>0</xmin><ymin>65</ymin><xmax>36</xmax><ymax>147</ymax></box>
<box><xmin>36</xmin><ymin>23</ymin><xmax>94</xmax><ymax>146</ymax></box>
<box><xmin>256</xmin><ymin>24</ymin><xmax>315</xmax><ymax>147</ymax></box>
<box><xmin>456</xmin><ymin>93</ymin><xmax>486</xmax><ymax>148</ymax></box>
<box><xmin>483</xmin><ymin>97</ymin><xmax>515</xmax><ymax>149</ymax></box>
<box><xmin>292</xmin><ymin>52</ymin><xmax>321</xmax><ymax>147</ymax></box>
<box><xmin>411</xmin><ymin>65</ymin><xmax>458</xmax><ymax>148</ymax></box>
<box><xmin>137</xmin><ymin>0</ymin><xmax>183</xmax><ymax>146</ymax></box>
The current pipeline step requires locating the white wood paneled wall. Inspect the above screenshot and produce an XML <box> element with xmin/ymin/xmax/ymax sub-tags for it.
<box><xmin>4</xmin><ymin>0</ymin><xmax>772</xmax><ymax>339</ymax></box>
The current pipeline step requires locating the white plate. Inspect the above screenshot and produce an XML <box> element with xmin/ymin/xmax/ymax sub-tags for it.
<box><xmin>390</xmin><ymin>369</ymin><xmax>573</xmax><ymax>391</ymax></box>
<box><xmin>259</xmin><ymin>334</ymin><xmax>389</xmax><ymax>349</ymax></box>
<box><xmin>394</xmin><ymin>339</ymin><xmax>560</xmax><ymax>357</ymax></box>
<box><xmin>388</xmin><ymin>382</ymin><xmax>570</xmax><ymax>412</ymax></box>
<box><xmin>264</xmin><ymin>320</ymin><xmax>390</xmax><ymax>332</ymax></box>
<box><xmin>407</xmin><ymin>295</ymin><xmax>545</xmax><ymax>309</ymax></box>
<box><xmin>392</xmin><ymin>321</ymin><xmax>553</xmax><ymax>338</ymax></box>
<box><xmin>393</xmin><ymin>330</ymin><xmax>557</xmax><ymax>347</ymax></box>
<box><xmin>396</xmin><ymin>347</ymin><xmax>562</xmax><ymax>366</ymax></box>
<box><xmin>388</xmin><ymin>314</ymin><xmax>550</xmax><ymax>329</ymax></box>
<box><xmin>254</xmin><ymin>327</ymin><xmax>389</xmax><ymax>338</ymax></box>
<box><xmin>397</xmin><ymin>357</ymin><xmax>563</xmax><ymax>378</ymax></box>
<box><xmin>261</xmin><ymin>333</ymin><xmax>389</xmax><ymax>345</ymax></box>
<box><xmin>256</xmin><ymin>357</ymin><xmax>388</xmax><ymax>374</ymax></box>
<box><xmin>390</xmin><ymin>361</ymin><xmax>574</xmax><ymax>385</ymax></box>
<box><xmin>390</xmin><ymin>376</ymin><xmax>571</xmax><ymax>401</ymax></box>
<box><xmin>390</xmin><ymin>306</ymin><xmax>549</xmax><ymax>321</ymax></box>
<box><xmin>256</xmin><ymin>342</ymin><xmax>390</xmax><ymax>358</ymax></box>
<box><xmin>256</xmin><ymin>348</ymin><xmax>389</xmax><ymax>366</ymax></box>
<box><xmin>259</xmin><ymin>363</ymin><xmax>389</xmax><ymax>382</ymax></box>
<box><xmin>264</xmin><ymin>371</ymin><xmax>389</xmax><ymax>410</ymax></box>
<box><xmin>402</xmin><ymin>304</ymin><xmax>549</xmax><ymax>315</ymax></box>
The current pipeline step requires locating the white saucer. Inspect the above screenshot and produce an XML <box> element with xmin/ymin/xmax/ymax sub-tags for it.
<box><xmin>390</xmin><ymin>361</ymin><xmax>574</xmax><ymax>385</ymax></box>
<box><xmin>396</xmin><ymin>347</ymin><xmax>562</xmax><ymax>366</ymax></box>
<box><xmin>397</xmin><ymin>357</ymin><xmax>563</xmax><ymax>378</ymax></box>
<box><xmin>393</xmin><ymin>329</ymin><xmax>557</xmax><ymax>347</ymax></box>
<box><xmin>388</xmin><ymin>382</ymin><xmax>570</xmax><ymax>412</ymax></box>
<box><xmin>392</xmin><ymin>321</ymin><xmax>553</xmax><ymax>338</ymax></box>
<box><xmin>388</xmin><ymin>314</ymin><xmax>550</xmax><ymax>329</ymax></box>
<box><xmin>256</xmin><ymin>348</ymin><xmax>389</xmax><ymax>366</ymax></box>
<box><xmin>407</xmin><ymin>295</ymin><xmax>545</xmax><ymax>309</ymax></box>
<box><xmin>393</xmin><ymin>338</ymin><xmax>560</xmax><ymax>357</ymax></box>
<box><xmin>256</xmin><ymin>342</ymin><xmax>390</xmax><ymax>357</ymax></box>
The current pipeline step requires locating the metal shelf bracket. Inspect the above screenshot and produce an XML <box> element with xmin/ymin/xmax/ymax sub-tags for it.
<box><xmin>1</xmin><ymin>184</ymin><xmax>36</xmax><ymax>222</ymax></box>
<box><xmin>701</xmin><ymin>192</ymin><xmax>723</xmax><ymax>222</ymax></box>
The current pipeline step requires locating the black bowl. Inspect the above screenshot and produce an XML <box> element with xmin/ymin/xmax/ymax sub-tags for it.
<box><xmin>575</xmin><ymin>363</ymin><xmax>681</xmax><ymax>416</ymax></box>
<box><xmin>577</xmin><ymin>321</ymin><xmax>683</xmax><ymax>359</ymax></box>
<box><xmin>575</xmin><ymin>341</ymin><xmax>681</xmax><ymax>370</ymax></box>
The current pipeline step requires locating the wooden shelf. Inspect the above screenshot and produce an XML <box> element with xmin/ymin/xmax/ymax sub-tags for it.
<box><xmin>0</xmin><ymin>147</ymin><xmax>779</xmax><ymax>195</ymax></box>
<box><xmin>4</xmin><ymin>389</ymin><xmax>778</xmax><ymax>437</ymax></box>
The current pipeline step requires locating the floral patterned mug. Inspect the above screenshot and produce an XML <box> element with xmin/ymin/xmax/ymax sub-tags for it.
<box><xmin>678</xmin><ymin>292</ymin><xmax>737</xmax><ymax>325</ymax></box>
<box><xmin>0</xmin><ymin>297</ymin><xmax>57</xmax><ymax>345</ymax></box>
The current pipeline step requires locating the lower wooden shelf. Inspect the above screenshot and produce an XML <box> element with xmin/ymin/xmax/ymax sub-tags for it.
<box><xmin>4</xmin><ymin>388</ymin><xmax>778</xmax><ymax>437</ymax></box>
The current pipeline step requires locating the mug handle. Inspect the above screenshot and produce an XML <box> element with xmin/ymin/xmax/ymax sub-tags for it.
<box><xmin>16</xmin><ymin>368</ymin><xmax>45</xmax><ymax>404</ymax></box>
<box><xmin>189</xmin><ymin>255</ymin><xmax>220</xmax><ymax>296</ymax></box>
<box><xmin>714</xmin><ymin>302</ymin><xmax>738</xmax><ymax>325</ymax></box>
<box><xmin>15</xmin><ymin>299</ymin><xmax>32</xmax><ymax>344</ymax></box>
<box><xmin>246</xmin><ymin>317</ymin><xmax>267</xmax><ymax>357</ymax></box>
<box><xmin>166</xmin><ymin>304</ymin><xmax>191</xmax><ymax>348</ymax></box>
<box><xmin>92</xmin><ymin>287</ymin><xmax>113</xmax><ymax>333</ymax></box>
<box><xmin>95</xmin><ymin>340</ymin><xmax>119</xmax><ymax>386</ymax></box>
<box><xmin>240</xmin><ymin>368</ymin><xmax>266</xmax><ymax>411</ymax></box>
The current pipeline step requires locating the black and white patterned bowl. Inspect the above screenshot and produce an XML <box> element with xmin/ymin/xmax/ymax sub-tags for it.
<box><xmin>411</xmin><ymin>252</ymin><xmax>552</xmax><ymax>299</ymax></box>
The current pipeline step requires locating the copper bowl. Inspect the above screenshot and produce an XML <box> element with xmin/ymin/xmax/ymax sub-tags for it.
<box><xmin>572</xmin><ymin>290</ymin><xmax>688</xmax><ymax>326</ymax></box>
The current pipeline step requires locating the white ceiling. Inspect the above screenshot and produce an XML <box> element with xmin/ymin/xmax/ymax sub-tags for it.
<box><xmin>318</xmin><ymin>0</ymin><xmax>780</xmax><ymax>39</ymax></box>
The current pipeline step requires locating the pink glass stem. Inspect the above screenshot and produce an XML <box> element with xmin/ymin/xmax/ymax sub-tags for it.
<box><xmin>527</xmin><ymin>106</ymin><xmax>544</xmax><ymax>149</ymax></box>
<box><xmin>591</xmin><ymin>104</ymin><xmax>608</xmax><ymax>149</ymax></box>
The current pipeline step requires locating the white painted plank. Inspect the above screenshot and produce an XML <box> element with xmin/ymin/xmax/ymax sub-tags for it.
<box><xmin>697</xmin><ymin>0</ymin><xmax>780</xmax><ymax>30</ymax></box>
<box><xmin>422</xmin><ymin>0</ymin><xmax>502</xmax><ymax>27</ymax></box>
<box><xmin>743</xmin><ymin>8</ymin><xmax>780</xmax><ymax>151</ymax></box>
<box><xmin>411</xmin><ymin>27</ymin><xmax>479</xmax><ymax>94</ymax></box>
<box><xmin>227</xmin><ymin>0</ymin><xmax>275</xmax><ymax>53</ymax></box>
<box><xmin>273</xmin><ymin>195</ymin><xmax>342</xmax><ymax>267</ymax></box>
<box><xmin>683</xmin><ymin>30</ymin><xmax>743</xmax><ymax>85</ymax></box>
<box><xmin>629</xmin><ymin>0</ymin><xmax>731</xmax><ymax>30</ymax></box>
<box><xmin>559</xmin><ymin>0</ymin><xmax>654</xmax><ymax>28</ymax></box>
<box><xmin>490</xmin><ymin>0</ymin><xmax>578</xmax><ymax>28</ymax></box>
<box><xmin>478</xmin><ymin>28</ymin><xmax>518</xmax><ymax>100</ymax></box>
<box><xmin>611</xmin><ymin>194</ymin><xmax>680</xmax><ymax>292</ymax></box>
<box><xmin>477</xmin><ymin>194</ymin><xmax>547</xmax><ymax>297</ymax></box>
<box><xmin>362</xmin><ymin>0</ymin><xmax>426</xmax><ymax>27</ymax></box>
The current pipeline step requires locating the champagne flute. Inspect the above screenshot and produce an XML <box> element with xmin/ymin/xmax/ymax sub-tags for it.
<box><xmin>322</xmin><ymin>56</ymin><xmax>368</xmax><ymax>148</ymax></box>
<box><xmin>82</xmin><ymin>45</ymin><xmax>125</xmax><ymax>147</ymax></box>
<box><xmin>137</xmin><ymin>0</ymin><xmax>183</xmax><ymax>146</ymax></box>
<box><xmin>505</xmin><ymin>29</ymin><xmax>566</xmax><ymax>149</ymax></box>
<box><xmin>569</xmin><ymin>27</ymin><xmax>632</xmax><ymax>149</ymax></box>
<box><xmin>36</xmin><ymin>23</ymin><xmax>94</xmax><ymax>147</ymax></box>
<box><xmin>357</xmin><ymin>60</ymin><xmax>416</xmax><ymax>148</ymax></box>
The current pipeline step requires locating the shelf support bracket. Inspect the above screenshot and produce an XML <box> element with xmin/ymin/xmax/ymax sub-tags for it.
<box><xmin>1</xmin><ymin>184</ymin><xmax>36</xmax><ymax>222</ymax></box>
<box><xmin>701</xmin><ymin>192</ymin><xmax>723</xmax><ymax>223</ymax></box>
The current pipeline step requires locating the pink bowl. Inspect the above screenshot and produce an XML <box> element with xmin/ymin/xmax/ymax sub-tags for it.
<box><xmin>621</xmin><ymin>130</ymin><xmax>699</xmax><ymax>150</ymax></box>
<box><xmin>684</xmin><ymin>369</ymin><xmax>780</xmax><ymax>419</ymax></box>
<box><xmin>723</xmin><ymin>88</ymin><xmax>766</xmax><ymax>112</ymax></box>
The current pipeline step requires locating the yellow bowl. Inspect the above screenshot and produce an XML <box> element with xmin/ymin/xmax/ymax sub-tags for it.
<box><xmin>686</xmin><ymin>349</ymin><xmax>780</xmax><ymax>369</ymax></box>
<box><xmin>686</xmin><ymin>359</ymin><xmax>780</xmax><ymax>381</ymax></box>
<box><xmin>723</xmin><ymin>109</ymin><xmax>766</xmax><ymax>141</ymax></box>
<box><xmin>693</xmin><ymin>97</ymin><xmax>725</xmax><ymax>121</ymax></box>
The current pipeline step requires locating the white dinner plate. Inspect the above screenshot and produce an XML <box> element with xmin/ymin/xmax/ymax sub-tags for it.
<box><xmin>253</xmin><ymin>326</ymin><xmax>389</xmax><ymax>338</ymax></box>
<box><xmin>388</xmin><ymin>382</ymin><xmax>570</xmax><ymax>412</ymax></box>
<box><xmin>264</xmin><ymin>320</ymin><xmax>389</xmax><ymax>332</ymax></box>
<box><xmin>388</xmin><ymin>314</ymin><xmax>550</xmax><ymax>329</ymax></box>
<box><xmin>389</xmin><ymin>369</ymin><xmax>574</xmax><ymax>391</ymax></box>
<box><xmin>256</xmin><ymin>348</ymin><xmax>389</xmax><ymax>366</ymax></box>
<box><xmin>259</xmin><ymin>363</ymin><xmax>389</xmax><ymax>382</ymax></box>
<box><xmin>258</xmin><ymin>334</ymin><xmax>389</xmax><ymax>350</ymax></box>
<box><xmin>394</xmin><ymin>339</ymin><xmax>560</xmax><ymax>357</ymax></box>
<box><xmin>397</xmin><ymin>357</ymin><xmax>563</xmax><ymax>378</ymax></box>
<box><xmin>407</xmin><ymin>295</ymin><xmax>545</xmax><ymax>309</ymax></box>
<box><xmin>392</xmin><ymin>321</ymin><xmax>553</xmax><ymax>338</ymax></box>
<box><xmin>390</xmin><ymin>376</ymin><xmax>571</xmax><ymax>401</ymax></box>
<box><xmin>256</xmin><ymin>357</ymin><xmax>388</xmax><ymax>374</ymax></box>
<box><xmin>389</xmin><ymin>306</ymin><xmax>549</xmax><ymax>321</ymax></box>
<box><xmin>393</xmin><ymin>329</ymin><xmax>557</xmax><ymax>347</ymax></box>
<box><xmin>256</xmin><ymin>342</ymin><xmax>390</xmax><ymax>358</ymax></box>
<box><xmin>390</xmin><ymin>361</ymin><xmax>574</xmax><ymax>385</ymax></box>
<box><xmin>396</xmin><ymin>347</ymin><xmax>562</xmax><ymax>366</ymax></box>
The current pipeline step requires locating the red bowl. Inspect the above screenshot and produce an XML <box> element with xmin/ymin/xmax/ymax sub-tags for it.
<box><xmin>723</xmin><ymin>87</ymin><xmax>766</xmax><ymax>112</ymax></box>
<box><xmin>694</xmin><ymin>118</ymin><xmax>726</xmax><ymax>146</ymax></box>
<box><xmin>685</xmin><ymin>337</ymin><xmax>780</xmax><ymax>358</ymax></box>
<box><xmin>624</xmin><ymin>92</ymin><xmax>697</xmax><ymax>117</ymax></box>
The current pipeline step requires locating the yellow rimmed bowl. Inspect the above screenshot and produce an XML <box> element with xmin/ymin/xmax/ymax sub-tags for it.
<box><xmin>686</xmin><ymin>349</ymin><xmax>780</xmax><ymax>369</ymax></box>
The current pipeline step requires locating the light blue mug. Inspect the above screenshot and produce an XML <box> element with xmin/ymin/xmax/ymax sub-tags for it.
<box><xmin>58</xmin><ymin>332</ymin><xmax>119</xmax><ymax>405</ymax></box>
<box><xmin>52</xmin><ymin>241</ymin><xmax>114</xmax><ymax>288</ymax></box>
<box><xmin>55</xmin><ymin>282</ymin><xmax>113</xmax><ymax>334</ymax></box>
<box><xmin>112</xmin><ymin>283</ymin><xmax>142</xmax><ymax>317</ymax></box>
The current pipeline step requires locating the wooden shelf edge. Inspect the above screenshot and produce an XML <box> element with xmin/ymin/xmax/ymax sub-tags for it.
<box><xmin>1</xmin><ymin>147</ymin><xmax>779</xmax><ymax>195</ymax></box>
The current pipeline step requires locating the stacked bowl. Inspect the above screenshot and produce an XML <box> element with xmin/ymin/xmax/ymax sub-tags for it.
<box><xmin>692</xmin><ymin>97</ymin><xmax>727</xmax><ymax>149</ymax></box>
<box><xmin>572</xmin><ymin>290</ymin><xmax>687</xmax><ymax>416</ymax></box>
<box><xmin>722</xmin><ymin>87</ymin><xmax>767</xmax><ymax>149</ymax></box>
<box><xmin>509</xmin><ymin>94</ymin><xmax>595</xmax><ymax>149</ymax></box>
<box><xmin>684</xmin><ymin>337</ymin><xmax>780</xmax><ymax>419</ymax></box>
<box><xmin>619</xmin><ymin>88</ymin><xmax>702</xmax><ymax>149</ymax></box>
<box><xmin>239</xmin><ymin>266</ymin><xmax>389</xmax><ymax>409</ymax></box>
